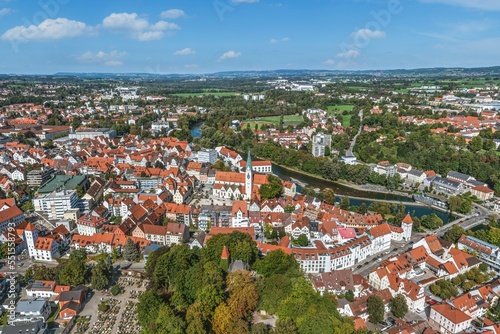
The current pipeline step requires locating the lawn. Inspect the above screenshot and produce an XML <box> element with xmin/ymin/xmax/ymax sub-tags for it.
<box><xmin>342</xmin><ymin>115</ymin><xmax>352</xmax><ymax>127</ymax></box>
<box><xmin>241</xmin><ymin>115</ymin><xmax>304</xmax><ymax>129</ymax></box>
<box><xmin>240</xmin><ymin>121</ymin><xmax>274</xmax><ymax>130</ymax></box>
<box><xmin>172</xmin><ymin>91</ymin><xmax>236</xmax><ymax>97</ymax></box>
<box><xmin>327</xmin><ymin>105</ymin><xmax>355</xmax><ymax>115</ymax></box>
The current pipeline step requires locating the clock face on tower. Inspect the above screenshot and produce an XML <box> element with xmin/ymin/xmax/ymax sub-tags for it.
<box><xmin>247</xmin><ymin>174</ymin><xmax>250</xmax><ymax>179</ymax></box>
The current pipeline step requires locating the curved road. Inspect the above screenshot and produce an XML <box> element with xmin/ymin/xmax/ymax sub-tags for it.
<box><xmin>346</xmin><ymin>110</ymin><xmax>363</xmax><ymax>156</ymax></box>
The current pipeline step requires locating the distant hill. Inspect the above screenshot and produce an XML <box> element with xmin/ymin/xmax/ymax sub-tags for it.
<box><xmin>52</xmin><ymin>66</ymin><xmax>500</xmax><ymax>79</ymax></box>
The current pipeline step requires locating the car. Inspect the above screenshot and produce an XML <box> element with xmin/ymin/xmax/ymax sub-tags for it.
<box><xmin>17</xmin><ymin>262</ymin><xmax>22</xmax><ymax>268</ymax></box>
<box><xmin>392</xmin><ymin>248</ymin><xmax>398</xmax><ymax>252</ymax></box>
<box><xmin>428</xmin><ymin>299</ymin><xmax>437</xmax><ymax>305</ymax></box>
<box><xmin>357</xmin><ymin>265</ymin><xmax>362</xmax><ymax>269</ymax></box>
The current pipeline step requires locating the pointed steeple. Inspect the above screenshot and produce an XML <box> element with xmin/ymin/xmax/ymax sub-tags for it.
<box><xmin>221</xmin><ymin>245</ymin><xmax>230</xmax><ymax>260</ymax></box>
<box><xmin>246</xmin><ymin>150</ymin><xmax>252</xmax><ymax>170</ymax></box>
<box><xmin>402</xmin><ymin>213</ymin><xmax>413</xmax><ymax>225</ymax></box>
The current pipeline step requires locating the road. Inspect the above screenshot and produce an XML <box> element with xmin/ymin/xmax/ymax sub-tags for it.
<box><xmin>430</xmin><ymin>204</ymin><xmax>490</xmax><ymax>237</ymax></box>
<box><xmin>346</xmin><ymin>110</ymin><xmax>363</xmax><ymax>157</ymax></box>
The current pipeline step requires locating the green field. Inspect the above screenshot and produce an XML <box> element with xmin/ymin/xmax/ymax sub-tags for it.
<box><xmin>327</xmin><ymin>104</ymin><xmax>355</xmax><ymax>114</ymax></box>
<box><xmin>342</xmin><ymin>115</ymin><xmax>352</xmax><ymax>127</ymax></box>
<box><xmin>242</xmin><ymin>115</ymin><xmax>304</xmax><ymax>129</ymax></box>
<box><xmin>172</xmin><ymin>91</ymin><xmax>236</xmax><ymax>97</ymax></box>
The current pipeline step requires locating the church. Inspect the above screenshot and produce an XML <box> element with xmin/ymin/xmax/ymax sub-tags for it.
<box><xmin>212</xmin><ymin>151</ymin><xmax>269</xmax><ymax>201</ymax></box>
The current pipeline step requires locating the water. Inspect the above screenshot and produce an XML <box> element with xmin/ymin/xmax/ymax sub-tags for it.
<box><xmin>190</xmin><ymin>123</ymin><xmax>452</xmax><ymax>222</ymax></box>
<box><xmin>191</xmin><ymin>123</ymin><xmax>203</xmax><ymax>138</ymax></box>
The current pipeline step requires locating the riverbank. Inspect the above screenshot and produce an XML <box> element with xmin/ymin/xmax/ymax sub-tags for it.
<box><xmin>271</xmin><ymin>161</ymin><xmax>414</xmax><ymax>202</ymax></box>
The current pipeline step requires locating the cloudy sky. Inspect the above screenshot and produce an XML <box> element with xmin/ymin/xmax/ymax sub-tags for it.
<box><xmin>0</xmin><ymin>0</ymin><xmax>499</xmax><ymax>73</ymax></box>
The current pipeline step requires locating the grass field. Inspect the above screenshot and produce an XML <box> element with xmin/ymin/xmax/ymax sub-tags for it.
<box><xmin>342</xmin><ymin>115</ymin><xmax>352</xmax><ymax>127</ymax></box>
<box><xmin>327</xmin><ymin>104</ymin><xmax>355</xmax><ymax>114</ymax></box>
<box><xmin>172</xmin><ymin>91</ymin><xmax>236</xmax><ymax>97</ymax></box>
<box><xmin>242</xmin><ymin>115</ymin><xmax>304</xmax><ymax>129</ymax></box>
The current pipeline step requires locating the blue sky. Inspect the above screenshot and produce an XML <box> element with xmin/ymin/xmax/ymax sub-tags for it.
<box><xmin>0</xmin><ymin>0</ymin><xmax>499</xmax><ymax>74</ymax></box>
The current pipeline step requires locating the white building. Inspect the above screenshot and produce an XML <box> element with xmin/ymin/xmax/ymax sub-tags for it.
<box><xmin>312</xmin><ymin>133</ymin><xmax>332</xmax><ymax>157</ymax></box>
<box><xmin>33</xmin><ymin>189</ymin><xmax>79</xmax><ymax>220</ymax></box>
<box><xmin>198</xmin><ymin>149</ymin><xmax>217</xmax><ymax>165</ymax></box>
<box><xmin>151</xmin><ymin>121</ymin><xmax>171</xmax><ymax>133</ymax></box>
<box><xmin>69</xmin><ymin>127</ymin><xmax>116</xmax><ymax>140</ymax></box>
<box><xmin>429</xmin><ymin>304</ymin><xmax>472</xmax><ymax>334</ymax></box>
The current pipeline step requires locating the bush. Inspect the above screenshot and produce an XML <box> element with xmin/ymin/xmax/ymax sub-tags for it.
<box><xmin>110</xmin><ymin>285</ymin><xmax>120</xmax><ymax>296</ymax></box>
<box><xmin>98</xmin><ymin>302</ymin><xmax>110</xmax><ymax>312</ymax></box>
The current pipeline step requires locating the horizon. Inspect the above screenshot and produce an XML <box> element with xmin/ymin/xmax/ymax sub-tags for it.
<box><xmin>2</xmin><ymin>64</ymin><xmax>500</xmax><ymax>77</ymax></box>
<box><xmin>1</xmin><ymin>0</ymin><xmax>500</xmax><ymax>74</ymax></box>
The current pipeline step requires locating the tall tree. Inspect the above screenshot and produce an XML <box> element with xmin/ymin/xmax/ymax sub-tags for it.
<box><xmin>367</xmin><ymin>295</ymin><xmax>385</xmax><ymax>323</ymax></box>
<box><xmin>123</xmin><ymin>238</ymin><xmax>139</xmax><ymax>262</ymax></box>
<box><xmin>389</xmin><ymin>294</ymin><xmax>408</xmax><ymax>318</ymax></box>
<box><xmin>323</xmin><ymin>188</ymin><xmax>336</xmax><ymax>205</ymax></box>
<box><xmin>340</xmin><ymin>196</ymin><xmax>350</xmax><ymax>210</ymax></box>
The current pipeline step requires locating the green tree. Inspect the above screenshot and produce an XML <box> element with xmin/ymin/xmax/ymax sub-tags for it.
<box><xmin>448</xmin><ymin>196</ymin><xmax>464</xmax><ymax>213</ymax></box>
<box><xmin>421</xmin><ymin>214</ymin><xmax>443</xmax><ymax>230</ymax></box>
<box><xmin>123</xmin><ymin>238</ymin><xmax>139</xmax><ymax>262</ymax></box>
<box><xmin>272</xmin><ymin>318</ymin><xmax>298</xmax><ymax>334</ymax></box>
<box><xmin>91</xmin><ymin>258</ymin><xmax>112</xmax><ymax>290</ymax></box>
<box><xmin>259</xmin><ymin>175</ymin><xmax>284</xmax><ymax>200</ymax></box>
<box><xmin>21</xmin><ymin>202</ymin><xmax>34</xmax><ymax>212</ymax></box>
<box><xmin>75</xmin><ymin>185</ymin><xmax>85</xmax><ymax>199</ymax></box>
<box><xmin>137</xmin><ymin>290</ymin><xmax>163</xmax><ymax>329</ymax></box>
<box><xmin>251</xmin><ymin>323</ymin><xmax>269</xmax><ymax>334</ymax></box>
<box><xmin>345</xmin><ymin>290</ymin><xmax>355</xmax><ymax>302</ymax></box>
<box><xmin>367</xmin><ymin>295</ymin><xmax>385</xmax><ymax>323</ymax></box>
<box><xmin>469</xmin><ymin>136</ymin><xmax>483</xmax><ymax>152</ymax></box>
<box><xmin>340</xmin><ymin>196</ymin><xmax>350</xmax><ymax>210</ymax></box>
<box><xmin>443</xmin><ymin>225</ymin><xmax>465</xmax><ymax>243</ymax></box>
<box><xmin>154</xmin><ymin>304</ymin><xmax>187</xmax><ymax>334</ymax></box>
<box><xmin>253</xmin><ymin>250</ymin><xmax>301</xmax><ymax>278</ymax></box>
<box><xmin>292</xmin><ymin>234</ymin><xmax>309</xmax><ymax>247</ymax></box>
<box><xmin>389</xmin><ymin>294</ymin><xmax>408</xmax><ymax>318</ymax></box>
<box><xmin>324</xmin><ymin>188</ymin><xmax>336</xmax><ymax>205</ymax></box>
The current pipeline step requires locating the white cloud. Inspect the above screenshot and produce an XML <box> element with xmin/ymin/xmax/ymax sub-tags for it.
<box><xmin>270</xmin><ymin>37</ymin><xmax>289</xmax><ymax>44</ymax></box>
<box><xmin>104</xmin><ymin>60</ymin><xmax>123</xmax><ymax>66</ymax></box>
<box><xmin>1</xmin><ymin>18</ymin><xmax>94</xmax><ymax>41</ymax></box>
<box><xmin>232</xmin><ymin>0</ymin><xmax>259</xmax><ymax>3</ymax></box>
<box><xmin>185</xmin><ymin>64</ymin><xmax>199</xmax><ymax>68</ymax></box>
<box><xmin>269</xmin><ymin>38</ymin><xmax>278</xmax><ymax>44</ymax></box>
<box><xmin>281</xmin><ymin>37</ymin><xmax>289</xmax><ymax>41</ymax></box>
<box><xmin>160</xmin><ymin>9</ymin><xmax>186</xmax><ymax>19</ymax></box>
<box><xmin>324</xmin><ymin>59</ymin><xmax>335</xmax><ymax>65</ymax></box>
<box><xmin>219</xmin><ymin>50</ymin><xmax>241</xmax><ymax>60</ymax></box>
<box><xmin>419</xmin><ymin>0</ymin><xmax>500</xmax><ymax>11</ymax></box>
<box><xmin>350</xmin><ymin>28</ymin><xmax>386</xmax><ymax>40</ymax></box>
<box><xmin>77</xmin><ymin>50</ymin><xmax>126</xmax><ymax>66</ymax></box>
<box><xmin>0</xmin><ymin>8</ymin><xmax>11</xmax><ymax>15</ymax></box>
<box><xmin>174</xmin><ymin>48</ymin><xmax>195</xmax><ymax>56</ymax></box>
<box><xmin>337</xmin><ymin>49</ymin><xmax>360</xmax><ymax>58</ymax></box>
<box><xmin>102</xmin><ymin>12</ymin><xmax>179</xmax><ymax>41</ymax></box>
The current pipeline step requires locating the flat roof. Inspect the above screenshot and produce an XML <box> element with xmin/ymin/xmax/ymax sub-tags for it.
<box><xmin>38</xmin><ymin>175</ymin><xmax>87</xmax><ymax>194</ymax></box>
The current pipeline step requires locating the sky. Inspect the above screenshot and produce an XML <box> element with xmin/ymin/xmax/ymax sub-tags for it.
<box><xmin>0</xmin><ymin>0</ymin><xmax>499</xmax><ymax>74</ymax></box>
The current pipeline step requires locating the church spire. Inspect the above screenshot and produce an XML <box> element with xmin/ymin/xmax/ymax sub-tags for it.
<box><xmin>246</xmin><ymin>150</ymin><xmax>252</xmax><ymax>170</ymax></box>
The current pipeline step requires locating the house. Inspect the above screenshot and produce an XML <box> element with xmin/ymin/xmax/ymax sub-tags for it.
<box><xmin>231</xmin><ymin>200</ymin><xmax>249</xmax><ymax>228</ymax></box>
<box><xmin>26</xmin><ymin>280</ymin><xmax>57</xmax><ymax>299</ymax></box>
<box><xmin>0</xmin><ymin>321</ymin><xmax>47</xmax><ymax>334</ymax></box>
<box><xmin>57</xmin><ymin>288</ymin><xmax>86</xmax><ymax>320</ymax></box>
<box><xmin>429</xmin><ymin>303</ymin><xmax>472</xmax><ymax>334</ymax></box>
<box><xmin>13</xmin><ymin>299</ymin><xmax>51</xmax><ymax>324</ymax></box>
<box><xmin>309</xmin><ymin>270</ymin><xmax>367</xmax><ymax>298</ymax></box>
<box><xmin>471</xmin><ymin>185</ymin><xmax>494</xmax><ymax>201</ymax></box>
<box><xmin>368</xmin><ymin>223</ymin><xmax>392</xmax><ymax>253</ymax></box>
<box><xmin>77</xmin><ymin>214</ymin><xmax>106</xmax><ymax>236</ymax></box>
<box><xmin>0</xmin><ymin>205</ymin><xmax>25</xmax><ymax>232</ymax></box>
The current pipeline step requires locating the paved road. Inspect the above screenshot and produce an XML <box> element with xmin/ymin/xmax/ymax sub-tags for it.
<box><xmin>429</xmin><ymin>204</ymin><xmax>490</xmax><ymax>237</ymax></box>
<box><xmin>346</xmin><ymin>110</ymin><xmax>363</xmax><ymax>156</ymax></box>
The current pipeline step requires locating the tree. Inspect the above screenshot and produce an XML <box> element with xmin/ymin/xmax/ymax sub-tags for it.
<box><xmin>21</xmin><ymin>202</ymin><xmax>34</xmax><ymax>212</ymax></box>
<box><xmin>293</xmin><ymin>234</ymin><xmax>309</xmax><ymax>247</ymax></box>
<box><xmin>469</xmin><ymin>136</ymin><xmax>483</xmax><ymax>152</ymax></box>
<box><xmin>272</xmin><ymin>318</ymin><xmax>298</xmax><ymax>334</ymax></box>
<box><xmin>421</xmin><ymin>214</ymin><xmax>443</xmax><ymax>230</ymax></box>
<box><xmin>91</xmin><ymin>261</ymin><xmax>111</xmax><ymax>290</ymax></box>
<box><xmin>154</xmin><ymin>304</ymin><xmax>187</xmax><ymax>334</ymax></box>
<box><xmin>389</xmin><ymin>294</ymin><xmax>408</xmax><ymax>318</ymax></box>
<box><xmin>479</xmin><ymin>262</ymin><xmax>489</xmax><ymax>273</ymax></box>
<box><xmin>253</xmin><ymin>249</ymin><xmax>301</xmax><ymax>278</ymax></box>
<box><xmin>340</xmin><ymin>196</ymin><xmax>350</xmax><ymax>210</ymax></box>
<box><xmin>443</xmin><ymin>225</ymin><xmax>465</xmax><ymax>243</ymax></box>
<box><xmin>367</xmin><ymin>295</ymin><xmax>385</xmax><ymax>323</ymax></box>
<box><xmin>75</xmin><ymin>185</ymin><xmax>85</xmax><ymax>199</ymax></box>
<box><xmin>123</xmin><ymin>238</ymin><xmax>139</xmax><ymax>262</ymax></box>
<box><xmin>251</xmin><ymin>323</ymin><xmax>269</xmax><ymax>334</ymax></box>
<box><xmin>110</xmin><ymin>285</ymin><xmax>120</xmax><ymax>296</ymax></box>
<box><xmin>345</xmin><ymin>290</ymin><xmax>355</xmax><ymax>302</ymax></box>
<box><xmin>259</xmin><ymin>175</ymin><xmax>284</xmax><ymax>200</ymax></box>
<box><xmin>324</xmin><ymin>188</ymin><xmax>336</xmax><ymax>205</ymax></box>
<box><xmin>448</xmin><ymin>196</ymin><xmax>464</xmax><ymax>213</ymax></box>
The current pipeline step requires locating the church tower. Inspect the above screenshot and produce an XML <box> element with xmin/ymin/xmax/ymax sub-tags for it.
<box><xmin>401</xmin><ymin>213</ymin><xmax>413</xmax><ymax>242</ymax></box>
<box><xmin>245</xmin><ymin>150</ymin><xmax>253</xmax><ymax>200</ymax></box>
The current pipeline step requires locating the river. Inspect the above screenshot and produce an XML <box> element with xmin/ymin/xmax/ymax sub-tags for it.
<box><xmin>190</xmin><ymin>122</ymin><xmax>452</xmax><ymax>222</ymax></box>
